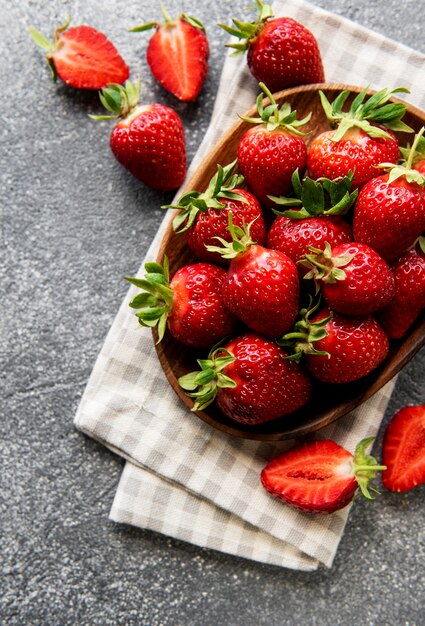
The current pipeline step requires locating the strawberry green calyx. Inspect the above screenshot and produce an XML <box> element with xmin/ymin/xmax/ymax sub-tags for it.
<box><xmin>352</xmin><ymin>437</ymin><xmax>386</xmax><ymax>500</ymax></box>
<box><xmin>130</xmin><ymin>2</ymin><xmax>205</xmax><ymax>33</ymax></box>
<box><xmin>205</xmin><ymin>212</ymin><xmax>257</xmax><ymax>259</ymax></box>
<box><xmin>299</xmin><ymin>242</ymin><xmax>355</xmax><ymax>286</ymax></box>
<box><xmin>276</xmin><ymin>297</ymin><xmax>330</xmax><ymax>361</ymax></box>
<box><xmin>218</xmin><ymin>0</ymin><xmax>273</xmax><ymax>54</ymax></box>
<box><xmin>400</xmin><ymin>134</ymin><xmax>425</xmax><ymax>167</ymax></box>
<box><xmin>124</xmin><ymin>257</ymin><xmax>173</xmax><ymax>342</ymax></box>
<box><xmin>379</xmin><ymin>127</ymin><xmax>425</xmax><ymax>185</ymax></box>
<box><xmin>28</xmin><ymin>16</ymin><xmax>71</xmax><ymax>81</ymax></box>
<box><xmin>89</xmin><ymin>80</ymin><xmax>141</xmax><ymax>121</ymax></box>
<box><xmin>269</xmin><ymin>169</ymin><xmax>358</xmax><ymax>218</ymax></box>
<box><xmin>179</xmin><ymin>345</ymin><xmax>237</xmax><ymax>411</ymax></box>
<box><xmin>320</xmin><ymin>86</ymin><xmax>414</xmax><ymax>141</ymax></box>
<box><xmin>242</xmin><ymin>83</ymin><xmax>311</xmax><ymax>134</ymax></box>
<box><xmin>165</xmin><ymin>160</ymin><xmax>247</xmax><ymax>233</ymax></box>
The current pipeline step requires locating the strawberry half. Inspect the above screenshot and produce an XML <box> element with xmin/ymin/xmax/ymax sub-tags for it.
<box><xmin>261</xmin><ymin>437</ymin><xmax>386</xmax><ymax>513</ymax></box>
<box><xmin>29</xmin><ymin>19</ymin><xmax>129</xmax><ymax>90</ymax></box>
<box><xmin>131</xmin><ymin>8</ymin><xmax>209</xmax><ymax>102</ymax></box>
<box><xmin>382</xmin><ymin>405</ymin><xmax>425</xmax><ymax>492</ymax></box>
<box><xmin>90</xmin><ymin>80</ymin><xmax>186</xmax><ymax>191</ymax></box>
<box><xmin>307</xmin><ymin>87</ymin><xmax>413</xmax><ymax>188</ymax></box>
<box><xmin>179</xmin><ymin>334</ymin><xmax>311</xmax><ymax>425</ymax></box>
<box><xmin>163</xmin><ymin>160</ymin><xmax>266</xmax><ymax>266</ymax></box>
<box><xmin>125</xmin><ymin>258</ymin><xmax>237</xmax><ymax>349</ymax></box>
<box><xmin>220</xmin><ymin>1</ymin><xmax>324</xmax><ymax>92</ymax></box>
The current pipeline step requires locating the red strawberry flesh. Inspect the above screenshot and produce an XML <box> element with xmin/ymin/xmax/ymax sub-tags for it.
<box><xmin>147</xmin><ymin>19</ymin><xmax>209</xmax><ymax>101</ymax></box>
<box><xmin>261</xmin><ymin>440</ymin><xmax>357</xmax><ymax>513</ymax></box>
<box><xmin>54</xmin><ymin>25</ymin><xmax>129</xmax><ymax>89</ymax></box>
<box><xmin>382</xmin><ymin>405</ymin><xmax>425</xmax><ymax>492</ymax></box>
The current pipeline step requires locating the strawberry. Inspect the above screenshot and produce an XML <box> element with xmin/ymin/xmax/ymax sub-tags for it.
<box><xmin>219</xmin><ymin>1</ymin><xmax>324</xmax><ymax>92</ymax></box>
<box><xmin>261</xmin><ymin>437</ymin><xmax>386</xmax><ymax>513</ymax></box>
<box><xmin>163</xmin><ymin>161</ymin><xmax>266</xmax><ymax>265</ymax></box>
<box><xmin>29</xmin><ymin>18</ymin><xmax>129</xmax><ymax>90</ymax></box>
<box><xmin>90</xmin><ymin>80</ymin><xmax>186</xmax><ymax>191</ymax></box>
<box><xmin>237</xmin><ymin>84</ymin><xmax>311</xmax><ymax>206</ymax></box>
<box><xmin>130</xmin><ymin>7</ymin><xmax>208</xmax><ymax>102</ymax></box>
<box><xmin>267</xmin><ymin>170</ymin><xmax>355</xmax><ymax>271</ymax></box>
<box><xmin>382</xmin><ymin>405</ymin><xmax>425</xmax><ymax>492</ymax></box>
<box><xmin>353</xmin><ymin>130</ymin><xmax>425</xmax><ymax>263</ymax></box>
<box><xmin>278</xmin><ymin>302</ymin><xmax>389</xmax><ymax>384</ymax></box>
<box><xmin>300</xmin><ymin>241</ymin><xmax>395</xmax><ymax>315</ymax></box>
<box><xmin>179</xmin><ymin>334</ymin><xmax>311</xmax><ymax>425</ymax></box>
<box><xmin>377</xmin><ymin>238</ymin><xmax>425</xmax><ymax>338</ymax></box>
<box><xmin>206</xmin><ymin>214</ymin><xmax>299</xmax><ymax>337</ymax></box>
<box><xmin>307</xmin><ymin>87</ymin><xmax>413</xmax><ymax>188</ymax></box>
<box><xmin>125</xmin><ymin>258</ymin><xmax>237</xmax><ymax>349</ymax></box>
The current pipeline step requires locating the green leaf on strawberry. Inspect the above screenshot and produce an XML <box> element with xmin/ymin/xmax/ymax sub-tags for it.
<box><xmin>241</xmin><ymin>83</ymin><xmax>311</xmax><ymax>134</ymax></box>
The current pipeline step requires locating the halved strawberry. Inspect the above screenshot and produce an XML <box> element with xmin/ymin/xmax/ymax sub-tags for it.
<box><xmin>382</xmin><ymin>405</ymin><xmax>425</xmax><ymax>492</ymax></box>
<box><xmin>261</xmin><ymin>437</ymin><xmax>385</xmax><ymax>513</ymax></box>
<box><xmin>29</xmin><ymin>19</ymin><xmax>129</xmax><ymax>90</ymax></box>
<box><xmin>131</xmin><ymin>8</ymin><xmax>209</xmax><ymax>102</ymax></box>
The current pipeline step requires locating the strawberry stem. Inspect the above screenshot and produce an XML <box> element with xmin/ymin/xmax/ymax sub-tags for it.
<box><xmin>205</xmin><ymin>212</ymin><xmax>257</xmax><ymax>259</ymax></box>
<box><xmin>406</xmin><ymin>126</ymin><xmax>425</xmax><ymax>170</ymax></box>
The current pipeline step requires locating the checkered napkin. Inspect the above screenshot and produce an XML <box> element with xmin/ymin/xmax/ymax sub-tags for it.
<box><xmin>75</xmin><ymin>0</ymin><xmax>425</xmax><ymax>571</ymax></box>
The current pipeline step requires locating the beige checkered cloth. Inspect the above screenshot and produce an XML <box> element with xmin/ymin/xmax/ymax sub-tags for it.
<box><xmin>75</xmin><ymin>0</ymin><xmax>425</xmax><ymax>570</ymax></box>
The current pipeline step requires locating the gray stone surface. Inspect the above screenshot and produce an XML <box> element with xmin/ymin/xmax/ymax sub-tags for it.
<box><xmin>1</xmin><ymin>1</ymin><xmax>424</xmax><ymax>624</ymax></box>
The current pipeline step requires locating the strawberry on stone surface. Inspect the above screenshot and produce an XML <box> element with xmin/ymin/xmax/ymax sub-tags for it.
<box><xmin>206</xmin><ymin>214</ymin><xmax>300</xmax><ymax>338</ymax></box>
<box><xmin>278</xmin><ymin>301</ymin><xmax>389</xmax><ymax>384</ymax></box>
<box><xmin>130</xmin><ymin>7</ymin><xmax>209</xmax><ymax>102</ymax></box>
<box><xmin>163</xmin><ymin>161</ymin><xmax>266</xmax><ymax>266</ymax></box>
<box><xmin>261</xmin><ymin>437</ymin><xmax>385</xmax><ymax>513</ymax></box>
<box><xmin>219</xmin><ymin>0</ymin><xmax>324</xmax><ymax>92</ymax></box>
<box><xmin>179</xmin><ymin>334</ymin><xmax>312</xmax><ymax>425</ymax></box>
<box><xmin>29</xmin><ymin>18</ymin><xmax>129</xmax><ymax>90</ymax></box>
<box><xmin>237</xmin><ymin>84</ymin><xmax>311</xmax><ymax>207</ymax></box>
<box><xmin>353</xmin><ymin>130</ymin><xmax>425</xmax><ymax>263</ymax></box>
<box><xmin>382</xmin><ymin>405</ymin><xmax>425</xmax><ymax>493</ymax></box>
<box><xmin>307</xmin><ymin>87</ymin><xmax>413</xmax><ymax>188</ymax></box>
<box><xmin>90</xmin><ymin>80</ymin><xmax>186</xmax><ymax>191</ymax></box>
<box><xmin>125</xmin><ymin>258</ymin><xmax>237</xmax><ymax>349</ymax></box>
<box><xmin>377</xmin><ymin>237</ymin><xmax>425</xmax><ymax>339</ymax></box>
<box><xmin>300</xmin><ymin>241</ymin><xmax>395</xmax><ymax>315</ymax></box>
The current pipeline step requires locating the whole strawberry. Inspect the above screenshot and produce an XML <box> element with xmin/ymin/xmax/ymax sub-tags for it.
<box><xmin>90</xmin><ymin>80</ymin><xmax>186</xmax><ymax>191</ymax></box>
<box><xmin>179</xmin><ymin>334</ymin><xmax>312</xmax><ymax>425</ymax></box>
<box><xmin>130</xmin><ymin>7</ymin><xmax>209</xmax><ymax>102</ymax></box>
<box><xmin>237</xmin><ymin>84</ymin><xmax>311</xmax><ymax>206</ymax></box>
<box><xmin>278</xmin><ymin>302</ymin><xmax>389</xmax><ymax>384</ymax></box>
<box><xmin>300</xmin><ymin>241</ymin><xmax>395</xmax><ymax>315</ymax></box>
<box><xmin>353</xmin><ymin>130</ymin><xmax>425</xmax><ymax>263</ymax></box>
<box><xmin>125</xmin><ymin>258</ymin><xmax>237</xmax><ymax>349</ymax></box>
<box><xmin>267</xmin><ymin>170</ymin><xmax>355</xmax><ymax>271</ymax></box>
<box><xmin>220</xmin><ymin>1</ymin><xmax>324</xmax><ymax>92</ymax></box>
<box><xmin>307</xmin><ymin>87</ymin><xmax>413</xmax><ymax>188</ymax></box>
<box><xmin>163</xmin><ymin>161</ymin><xmax>266</xmax><ymax>265</ymax></box>
<box><xmin>29</xmin><ymin>18</ymin><xmax>129</xmax><ymax>89</ymax></box>
<box><xmin>382</xmin><ymin>405</ymin><xmax>425</xmax><ymax>493</ymax></box>
<box><xmin>261</xmin><ymin>437</ymin><xmax>385</xmax><ymax>513</ymax></box>
<box><xmin>207</xmin><ymin>214</ymin><xmax>300</xmax><ymax>337</ymax></box>
<box><xmin>377</xmin><ymin>238</ymin><xmax>425</xmax><ymax>338</ymax></box>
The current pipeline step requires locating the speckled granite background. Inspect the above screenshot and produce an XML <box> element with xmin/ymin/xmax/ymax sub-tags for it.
<box><xmin>1</xmin><ymin>1</ymin><xmax>424</xmax><ymax>624</ymax></box>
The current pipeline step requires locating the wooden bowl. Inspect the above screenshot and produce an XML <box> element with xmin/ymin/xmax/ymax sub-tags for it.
<box><xmin>155</xmin><ymin>83</ymin><xmax>425</xmax><ymax>441</ymax></box>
